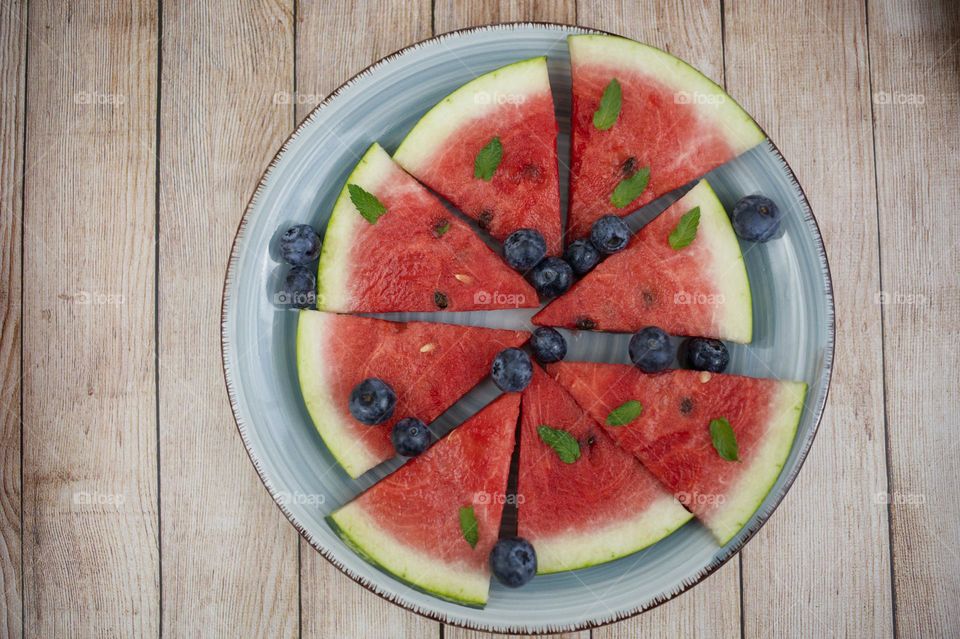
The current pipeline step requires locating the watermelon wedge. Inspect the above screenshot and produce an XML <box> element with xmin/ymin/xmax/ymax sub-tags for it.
<box><xmin>316</xmin><ymin>143</ymin><xmax>537</xmax><ymax>313</ymax></box>
<box><xmin>393</xmin><ymin>57</ymin><xmax>563</xmax><ymax>254</ymax></box>
<box><xmin>328</xmin><ymin>394</ymin><xmax>520</xmax><ymax>606</ymax></box>
<box><xmin>296</xmin><ymin>311</ymin><xmax>528</xmax><ymax>477</ymax></box>
<box><xmin>533</xmin><ymin>179</ymin><xmax>753</xmax><ymax>343</ymax></box>
<box><xmin>548</xmin><ymin>362</ymin><xmax>807</xmax><ymax>545</ymax></box>
<box><xmin>518</xmin><ymin>367</ymin><xmax>692</xmax><ymax>573</ymax></box>
<box><xmin>566</xmin><ymin>34</ymin><xmax>766</xmax><ymax>239</ymax></box>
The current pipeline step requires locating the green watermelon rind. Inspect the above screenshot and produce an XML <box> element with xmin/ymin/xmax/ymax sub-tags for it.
<box><xmin>685</xmin><ymin>179</ymin><xmax>754</xmax><ymax>344</ymax></box>
<box><xmin>706</xmin><ymin>380</ymin><xmax>808</xmax><ymax>545</ymax></box>
<box><xmin>327</xmin><ymin>503</ymin><xmax>489</xmax><ymax>608</ymax></box>
<box><xmin>314</xmin><ymin>143</ymin><xmax>393</xmax><ymax>313</ymax></box>
<box><xmin>534</xmin><ymin>495</ymin><xmax>694</xmax><ymax>574</ymax></box>
<box><xmin>568</xmin><ymin>34</ymin><xmax>765</xmax><ymax>154</ymax></box>
<box><xmin>393</xmin><ymin>56</ymin><xmax>551</xmax><ymax>174</ymax></box>
<box><xmin>296</xmin><ymin>310</ymin><xmax>381</xmax><ymax>477</ymax></box>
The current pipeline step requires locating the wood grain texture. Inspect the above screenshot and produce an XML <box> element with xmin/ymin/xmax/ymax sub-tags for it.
<box><xmin>0</xmin><ymin>1</ymin><xmax>25</xmax><ymax>637</ymax></box>
<box><xmin>294</xmin><ymin>1</ymin><xmax>438</xmax><ymax>637</ymax></box>
<box><xmin>158</xmin><ymin>1</ymin><xmax>299</xmax><ymax>636</ymax></box>
<box><xmin>21</xmin><ymin>1</ymin><xmax>159</xmax><ymax>636</ymax></box>
<box><xmin>724</xmin><ymin>1</ymin><xmax>895</xmax><ymax>636</ymax></box>
<box><xmin>577</xmin><ymin>2</ymin><xmax>742</xmax><ymax>638</ymax></box>
<box><xmin>432</xmin><ymin>0</ymin><xmax>576</xmax><ymax>32</ymax></box>
<box><xmin>868</xmin><ymin>1</ymin><xmax>960</xmax><ymax>636</ymax></box>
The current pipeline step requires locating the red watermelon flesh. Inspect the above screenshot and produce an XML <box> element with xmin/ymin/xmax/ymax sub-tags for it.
<box><xmin>533</xmin><ymin>179</ymin><xmax>753</xmax><ymax>343</ymax></box>
<box><xmin>328</xmin><ymin>394</ymin><xmax>520</xmax><ymax>606</ymax></box>
<box><xmin>393</xmin><ymin>58</ymin><xmax>563</xmax><ymax>254</ymax></box>
<box><xmin>316</xmin><ymin>143</ymin><xmax>537</xmax><ymax>313</ymax></box>
<box><xmin>548</xmin><ymin>361</ymin><xmax>807</xmax><ymax>545</ymax></box>
<box><xmin>566</xmin><ymin>35</ymin><xmax>765</xmax><ymax>240</ymax></box>
<box><xmin>518</xmin><ymin>367</ymin><xmax>692</xmax><ymax>572</ymax></box>
<box><xmin>297</xmin><ymin>310</ymin><xmax>528</xmax><ymax>478</ymax></box>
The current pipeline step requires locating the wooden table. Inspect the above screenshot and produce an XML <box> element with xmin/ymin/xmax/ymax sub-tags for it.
<box><xmin>2</xmin><ymin>0</ymin><xmax>958</xmax><ymax>636</ymax></box>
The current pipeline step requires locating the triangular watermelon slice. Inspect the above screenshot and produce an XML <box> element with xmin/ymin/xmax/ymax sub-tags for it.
<box><xmin>297</xmin><ymin>311</ymin><xmax>528</xmax><ymax>477</ymax></box>
<box><xmin>533</xmin><ymin>179</ymin><xmax>753</xmax><ymax>343</ymax></box>
<box><xmin>518</xmin><ymin>367</ymin><xmax>692</xmax><ymax>572</ymax></box>
<box><xmin>548</xmin><ymin>361</ymin><xmax>807</xmax><ymax>545</ymax></box>
<box><xmin>393</xmin><ymin>57</ymin><xmax>563</xmax><ymax>254</ymax></box>
<box><xmin>316</xmin><ymin>143</ymin><xmax>537</xmax><ymax>312</ymax></box>
<box><xmin>566</xmin><ymin>34</ymin><xmax>766</xmax><ymax>240</ymax></box>
<box><xmin>328</xmin><ymin>394</ymin><xmax>520</xmax><ymax>607</ymax></box>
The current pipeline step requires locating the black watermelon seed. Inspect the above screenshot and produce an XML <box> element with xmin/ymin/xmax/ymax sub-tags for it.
<box><xmin>434</xmin><ymin>291</ymin><xmax>449</xmax><ymax>309</ymax></box>
<box><xmin>620</xmin><ymin>156</ymin><xmax>637</xmax><ymax>177</ymax></box>
<box><xmin>478</xmin><ymin>209</ymin><xmax>494</xmax><ymax>230</ymax></box>
<box><xmin>575</xmin><ymin>317</ymin><xmax>597</xmax><ymax>331</ymax></box>
<box><xmin>679</xmin><ymin>397</ymin><xmax>694</xmax><ymax>415</ymax></box>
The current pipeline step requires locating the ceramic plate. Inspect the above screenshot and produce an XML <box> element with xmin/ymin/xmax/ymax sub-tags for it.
<box><xmin>222</xmin><ymin>23</ymin><xmax>834</xmax><ymax>634</ymax></box>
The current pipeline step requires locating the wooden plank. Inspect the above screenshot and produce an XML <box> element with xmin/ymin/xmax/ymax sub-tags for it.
<box><xmin>158</xmin><ymin>1</ymin><xmax>299</xmax><ymax>636</ymax></box>
<box><xmin>577</xmin><ymin>2</ymin><xmax>742</xmax><ymax>638</ymax></box>
<box><xmin>0</xmin><ymin>1</ymin><xmax>25</xmax><ymax>637</ymax></box>
<box><xmin>868</xmin><ymin>1</ymin><xmax>960</xmax><ymax>636</ymax></box>
<box><xmin>21</xmin><ymin>1</ymin><xmax>159</xmax><ymax>636</ymax></box>
<box><xmin>724</xmin><ymin>1</ymin><xmax>894</xmax><ymax>637</ymax></box>
<box><xmin>433</xmin><ymin>0</ymin><xmax>575</xmax><ymax>32</ymax></box>
<box><xmin>294</xmin><ymin>1</ymin><xmax>439</xmax><ymax>637</ymax></box>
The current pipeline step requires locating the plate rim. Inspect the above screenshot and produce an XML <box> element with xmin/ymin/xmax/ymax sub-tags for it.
<box><xmin>220</xmin><ymin>21</ymin><xmax>836</xmax><ymax>635</ymax></box>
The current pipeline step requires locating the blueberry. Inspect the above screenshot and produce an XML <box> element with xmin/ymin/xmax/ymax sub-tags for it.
<box><xmin>731</xmin><ymin>195</ymin><xmax>782</xmax><ymax>242</ymax></box>
<box><xmin>348</xmin><ymin>378</ymin><xmax>397</xmax><ymax>425</ymax></box>
<box><xmin>563</xmin><ymin>239</ymin><xmax>600</xmax><ymax>276</ymax></box>
<box><xmin>530</xmin><ymin>327</ymin><xmax>567</xmax><ymax>364</ymax></box>
<box><xmin>503</xmin><ymin>228</ymin><xmax>547</xmax><ymax>272</ymax></box>
<box><xmin>280</xmin><ymin>224</ymin><xmax>322</xmax><ymax>265</ymax></box>
<box><xmin>491</xmin><ymin>348</ymin><xmax>533</xmax><ymax>392</ymax></box>
<box><xmin>629</xmin><ymin>326</ymin><xmax>673</xmax><ymax>373</ymax></box>
<box><xmin>390</xmin><ymin>417</ymin><xmax>431</xmax><ymax>456</ymax></box>
<box><xmin>529</xmin><ymin>257</ymin><xmax>573</xmax><ymax>299</ymax></box>
<box><xmin>283</xmin><ymin>266</ymin><xmax>317</xmax><ymax>309</ymax></box>
<box><xmin>489</xmin><ymin>537</ymin><xmax>537</xmax><ymax>588</ymax></box>
<box><xmin>681</xmin><ymin>337</ymin><xmax>729</xmax><ymax>373</ymax></box>
<box><xmin>590</xmin><ymin>215</ymin><xmax>631</xmax><ymax>255</ymax></box>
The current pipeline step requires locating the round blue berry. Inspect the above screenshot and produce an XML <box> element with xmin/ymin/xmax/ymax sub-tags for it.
<box><xmin>491</xmin><ymin>348</ymin><xmax>533</xmax><ymax>392</ymax></box>
<box><xmin>280</xmin><ymin>224</ymin><xmax>322</xmax><ymax>265</ymax></box>
<box><xmin>589</xmin><ymin>215</ymin><xmax>631</xmax><ymax>255</ymax></box>
<box><xmin>563</xmin><ymin>239</ymin><xmax>600</xmax><ymax>276</ymax></box>
<box><xmin>490</xmin><ymin>537</ymin><xmax>537</xmax><ymax>588</ymax></box>
<box><xmin>529</xmin><ymin>257</ymin><xmax>573</xmax><ymax>299</ymax></box>
<box><xmin>681</xmin><ymin>337</ymin><xmax>729</xmax><ymax>373</ymax></box>
<box><xmin>283</xmin><ymin>266</ymin><xmax>317</xmax><ymax>309</ymax></box>
<box><xmin>629</xmin><ymin>326</ymin><xmax>674</xmax><ymax>373</ymax></box>
<box><xmin>390</xmin><ymin>417</ymin><xmax>431</xmax><ymax>456</ymax></box>
<box><xmin>731</xmin><ymin>195</ymin><xmax>782</xmax><ymax>242</ymax></box>
<box><xmin>348</xmin><ymin>378</ymin><xmax>397</xmax><ymax>425</ymax></box>
<box><xmin>530</xmin><ymin>327</ymin><xmax>567</xmax><ymax>364</ymax></box>
<box><xmin>503</xmin><ymin>228</ymin><xmax>547</xmax><ymax>272</ymax></box>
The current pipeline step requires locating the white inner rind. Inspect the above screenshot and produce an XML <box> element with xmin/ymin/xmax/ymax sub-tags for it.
<box><xmin>568</xmin><ymin>35</ymin><xmax>765</xmax><ymax>154</ymax></box>
<box><xmin>315</xmin><ymin>143</ymin><xmax>397</xmax><ymax>313</ymax></box>
<box><xmin>330</xmin><ymin>502</ymin><xmax>490</xmax><ymax>606</ymax></box>
<box><xmin>705</xmin><ymin>381</ymin><xmax>808</xmax><ymax>545</ymax></box>
<box><xmin>393</xmin><ymin>57</ymin><xmax>552</xmax><ymax>174</ymax></box>
<box><xmin>296</xmin><ymin>310</ymin><xmax>379</xmax><ymax>477</ymax></box>
<box><xmin>684</xmin><ymin>179</ymin><xmax>754</xmax><ymax>343</ymax></box>
<box><xmin>533</xmin><ymin>496</ymin><xmax>693</xmax><ymax>574</ymax></box>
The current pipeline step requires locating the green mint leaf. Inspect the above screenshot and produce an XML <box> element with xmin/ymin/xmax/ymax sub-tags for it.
<box><xmin>593</xmin><ymin>78</ymin><xmax>622</xmax><ymax>130</ymax></box>
<box><xmin>669</xmin><ymin>206</ymin><xmax>701</xmax><ymax>250</ymax></box>
<box><xmin>606</xmin><ymin>400</ymin><xmax>643</xmax><ymax>426</ymax></box>
<box><xmin>709</xmin><ymin>417</ymin><xmax>740</xmax><ymax>462</ymax></box>
<box><xmin>459</xmin><ymin>505</ymin><xmax>479</xmax><ymax>548</ymax></box>
<box><xmin>347</xmin><ymin>184</ymin><xmax>386</xmax><ymax>224</ymax></box>
<box><xmin>474</xmin><ymin>137</ymin><xmax>503</xmax><ymax>181</ymax></box>
<box><xmin>537</xmin><ymin>425</ymin><xmax>581</xmax><ymax>464</ymax></box>
<box><xmin>610</xmin><ymin>166</ymin><xmax>650</xmax><ymax>209</ymax></box>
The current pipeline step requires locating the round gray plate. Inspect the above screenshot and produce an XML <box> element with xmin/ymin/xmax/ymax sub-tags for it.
<box><xmin>222</xmin><ymin>23</ymin><xmax>834</xmax><ymax>634</ymax></box>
